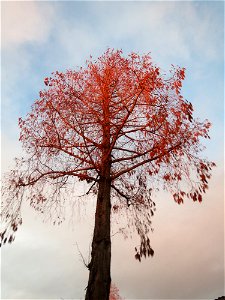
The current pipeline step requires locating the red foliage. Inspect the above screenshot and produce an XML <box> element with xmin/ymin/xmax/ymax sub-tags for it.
<box><xmin>110</xmin><ymin>283</ymin><xmax>123</xmax><ymax>300</ymax></box>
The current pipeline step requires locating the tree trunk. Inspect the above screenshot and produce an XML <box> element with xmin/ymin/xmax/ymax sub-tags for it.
<box><xmin>85</xmin><ymin>174</ymin><xmax>111</xmax><ymax>300</ymax></box>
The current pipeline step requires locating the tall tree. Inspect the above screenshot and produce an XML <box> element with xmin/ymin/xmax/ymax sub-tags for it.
<box><xmin>1</xmin><ymin>49</ymin><xmax>214</xmax><ymax>300</ymax></box>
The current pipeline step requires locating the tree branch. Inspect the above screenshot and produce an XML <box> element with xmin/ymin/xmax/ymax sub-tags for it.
<box><xmin>17</xmin><ymin>169</ymin><xmax>97</xmax><ymax>187</ymax></box>
<box><xmin>50</xmin><ymin>102</ymin><xmax>101</xmax><ymax>149</ymax></box>
<box><xmin>111</xmin><ymin>183</ymin><xmax>131</xmax><ymax>206</ymax></box>
<box><xmin>112</xmin><ymin>142</ymin><xmax>182</xmax><ymax>180</ymax></box>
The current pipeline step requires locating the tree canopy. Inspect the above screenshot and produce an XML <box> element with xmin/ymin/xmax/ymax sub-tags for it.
<box><xmin>1</xmin><ymin>49</ymin><xmax>214</xmax><ymax>259</ymax></box>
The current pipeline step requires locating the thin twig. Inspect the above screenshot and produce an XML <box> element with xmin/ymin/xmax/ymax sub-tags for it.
<box><xmin>75</xmin><ymin>242</ymin><xmax>89</xmax><ymax>269</ymax></box>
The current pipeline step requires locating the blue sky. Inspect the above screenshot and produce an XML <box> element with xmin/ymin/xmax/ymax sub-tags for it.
<box><xmin>1</xmin><ymin>1</ymin><xmax>224</xmax><ymax>299</ymax></box>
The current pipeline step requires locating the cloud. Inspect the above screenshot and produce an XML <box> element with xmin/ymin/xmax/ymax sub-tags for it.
<box><xmin>1</xmin><ymin>2</ymin><xmax>58</xmax><ymax>125</ymax></box>
<box><xmin>1</xmin><ymin>2</ymin><xmax>56</xmax><ymax>49</ymax></box>
<box><xmin>82</xmin><ymin>1</ymin><xmax>223</xmax><ymax>68</ymax></box>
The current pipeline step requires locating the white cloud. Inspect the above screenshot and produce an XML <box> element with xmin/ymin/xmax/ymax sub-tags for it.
<box><xmin>1</xmin><ymin>2</ymin><xmax>56</xmax><ymax>49</ymax></box>
<box><xmin>87</xmin><ymin>1</ymin><xmax>222</xmax><ymax>67</ymax></box>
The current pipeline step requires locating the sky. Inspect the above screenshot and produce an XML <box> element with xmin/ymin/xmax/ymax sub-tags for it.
<box><xmin>1</xmin><ymin>1</ymin><xmax>224</xmax><ymax>300</ymax></box>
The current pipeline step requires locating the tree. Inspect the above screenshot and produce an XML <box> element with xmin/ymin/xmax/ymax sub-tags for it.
<box><xmin>1</xmin><ymin>49</ymin><xmax>215</xmax><ymax>300</ymax></box>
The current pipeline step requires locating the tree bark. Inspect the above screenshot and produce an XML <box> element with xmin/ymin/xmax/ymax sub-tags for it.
<box><xmin>85</xmin><ymin>174</ymin><xmax>111</xmax><ymax>300</ymax></box>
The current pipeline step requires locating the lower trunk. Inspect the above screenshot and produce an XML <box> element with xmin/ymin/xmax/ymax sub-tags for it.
<box><xmin>85</xmin><ymin>176</ymin><xmax>111</xmax><ymax>300</ymax></box>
